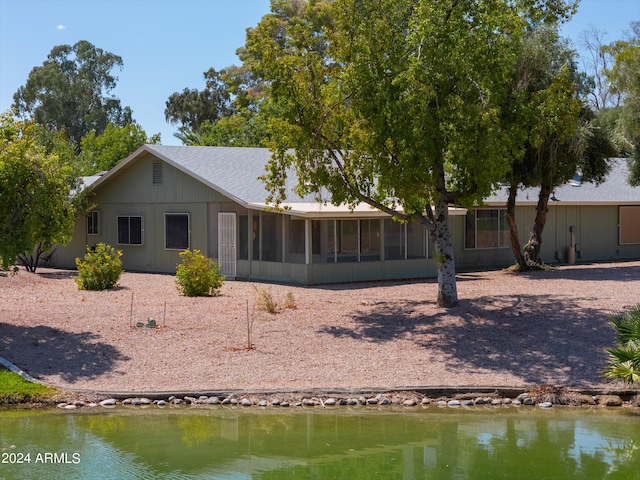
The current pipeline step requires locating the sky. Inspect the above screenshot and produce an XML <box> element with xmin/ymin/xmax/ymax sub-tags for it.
<box><xmin>1</xmin><ymin>0</ymin><xmax>638</xmax><ymax>146</ymax></box>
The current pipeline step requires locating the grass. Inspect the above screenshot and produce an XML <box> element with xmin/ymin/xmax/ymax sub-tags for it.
<box><xmin>0</xmin><ymin>367</ymin><xmax>59</xmax><ymax>405</ymax></box>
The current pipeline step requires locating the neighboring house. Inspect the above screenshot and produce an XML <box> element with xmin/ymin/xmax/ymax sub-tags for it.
<box><xmin>51</xmin><ymin>146</ymin><xmax>640</xmax><ymax>284</ymax></box>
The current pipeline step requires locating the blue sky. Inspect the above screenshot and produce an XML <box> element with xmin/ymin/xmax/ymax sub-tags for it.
<box><xmin>1</xmin><ymin>0</ymin><xmax>638</xmax><ymax>146</ymax></box>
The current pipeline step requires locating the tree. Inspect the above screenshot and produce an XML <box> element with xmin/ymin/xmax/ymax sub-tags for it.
<box><xmin>243</xmin><ymin>0</ymin><xmax>576</xmax><ymax>307</ymax></box>
<box><xmin>580</xmin><ymin>26</ymin><xmax>622</xmax><ymax>111</ymax></box>
<box><xmin>0</xmin><ymin>113</ymin><xmax>80</xmax><ymax>272</ymax></box>
<box><xmin>498</xmin><ymin>23</ymin><xmax>615</xmax><ymax>268</ymax></box>
<box><xmin>78</xmin><ymin>123</ymin><xmax>160</xmax><ymax>174</ymax></box>
<box><xmin>604</xmin><ymin>22</ymin><xmax>640</xmax><ymax>185</ymax></box>
<box><xmin>165</xmin><ymin>68</ymin><xmax>233</xmax><ymax>139</ymax></box>
<box><xmin>12</xmin><ymin>40</ymin><xmax>133</xmax><ymax>149</ymax></box>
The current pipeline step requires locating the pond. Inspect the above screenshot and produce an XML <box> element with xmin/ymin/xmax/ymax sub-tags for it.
<box><xmin>1</xmin><ymin>405</ymin><xmax>639</xmax><ymax>479</ymax></box>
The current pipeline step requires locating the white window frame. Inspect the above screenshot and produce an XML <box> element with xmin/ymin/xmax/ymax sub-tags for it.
<box><xmin>466</xmin><ymin>208</ymin><xmax>509</xmax><ymax>249</ymax></box>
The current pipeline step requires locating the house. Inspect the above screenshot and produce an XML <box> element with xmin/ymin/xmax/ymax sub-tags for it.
<box><xmin>50</xmin><ymin>146</ymin><xmax>640</xmax><ymax>284</ymax></box>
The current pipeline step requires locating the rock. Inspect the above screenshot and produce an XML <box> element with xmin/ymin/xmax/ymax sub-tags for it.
<box><xmin>199</xmin><ymin>396</ymin><xmax>209</xmax><ymax>401</ymax></box>
<box><xmin>73</xmin><ymin>400</ymin><xmax>85</xmax><ymax>407</ymax></box>
<box><xmin>421</xmin><ymin>398</ymin><xmax>431</xmax><ymax>405</ymax></box>
<box><xmin>272</xmin><ymin>399</ymin><xmax>281</xmax><ymax>406</ymax></box>
<box><xmin>100</xmin><ymin>398</ymin><xmax>117</xmax><ymax>407</ymax></box>
<box><xmin>347</xmin><ymin>398</ymin><xmax>359</xmax><ymax>405</ymax></box>
<box><xmin>57</xmin><ymin>403</ymin><xmax>68</xmax><ymax>409</ymax></box>
<box><xmin>503</xmin><ymin>398</ymin><xmax>512</xmax><ymax>405</ymax></box>
<box><xmin>461</xmin><ymin>399</ymin><xmax>474</xmax><ymax>407</ymax></box>
<box><xmin>206</xmin><ymin>397</ymin><xmax>220</xmax><ymax>405</ymax></box>
<box><xmin>366</xmin><ymin>398</ymin><xmax>378</xmax><ymax>405</ymax></box>
<box><xmin>63</xmin><ymin>404</ymin><xmax>78</xmax><ymax>410</ymax></box>
<box><xmin>155</xmin><ymin>400</ymin><xmax>166</xmax><ymax>406</ymax></box>
<box><xmin>512</xmin><ymin>399</ymin><xmax>521</xmax><ymax>406</ymax></box>
<box><xmin>133</xmin><ymin>398</ymin><xmax>152</xmax><ymax>406</ymax></box>
<box><xmin>491</xmin><ymin>399</ymin><xmax>503</xmax><ymax>406</ymax></box>
<box><xmin>437</xmin><ymin>400</ymin><xmax>447</xmax><ymax>407</ymax></box>
<box><xmin>241</xmin><ymin>398</ymin><xmax>252</xmax><ymax>407</ymax></box>
<box><xmin>596</xmin><ymin>395</ymin><xmax>623</xmax><ymax>407</ymax></box>
<box><xmin>339</xmin><ymin>398</ymin><xmax>348</xmax><ymax>405</ymax></box>
<box><xmin>172</xmin><ymin>398</ymin><xmax>183</xmax><ymax>405</ymax></box>
<box><xmin>280</xmin><ymin>401</ymin><xmax>290</xmax><ymax>407</ymax></box>
<box><xmin>87</xmin><ymin>402</ymin><xmax>98</xmax><ymax>408</ymax></box>
<box><xmin>474</xmin><ymin>397</ymin><xmax>486</xmax><ymax>405</ymax></box>
<box><xmin>379</xmin><ymin>398</ymin><xmax>391</xmax><ymax>405</ymax></box>
<box><xmin>168</xmin><ymin>396</ymin><xmax>176</xmax><ymax>402</ymax></box>
<box><xmin>324</xmin><ymin>398</ymin><xmax>337</xmax><ymax>406</ymax></box>
<box><xmin>230</xmin><ymin>398</ymin><xmax>238</xmax><ymax>405</ymax></box>
<box><xmin>523</xmin><ymin>397</ymin><xmax>534</xmax><ymax>406</ymax></box>
<box><xmin>538</xmin><ymin>402</ymin><xmax>553</xmax><ymax>408</ymax></box>
<box><xmin>221</xmin><ymin>398</ymin><xmax>231</xmax><ymax>405</ymax></box>
<box><xmin>447</xmin><ymin>400</ymin><xmax>461</xmax><ymax>407</ymax></box>
<box><xmin>258</xmin><ymin>400</ymin><xmax>268</xmax><ymax>407</ymax></box>
<box><xmin>403</xmin><ymin>399</ymin><xmax>417</xmax><ymax>407</ymax></box>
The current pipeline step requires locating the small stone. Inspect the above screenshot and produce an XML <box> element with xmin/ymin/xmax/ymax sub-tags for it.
<box><xmin>366</xmin><ymin>398</ymin><xmax>378</xmax><ymax>405</ymax></box>
<box><xmin>280</xmin><ymin>401</ymin><xmax>290</xmax><ymax>407</ymax></box>
<box><xmin>121</xmin><ymin>398</ymin><xmax>133</xmax><ymax>405</ymax></box>
<box><xmin>512</xmin><ymin>399</ymin><xmax>522</xmax><ymax>406</ymax></box>
<box><xmin>172</xmin><ymin>398</ymin><xmax>183</xmax><ymax>405</ymax></box>
<box><xmin>347</xmin><ymin>398</ymin><xmax>358</xmax><ymax>405</ymax></box>
<box><xmin>87</xmin><ymin>402</ymin><xmax>98</xmax><ymax>408</ymax></box>
<box><xmin>221</xmin><ymin>398</ymin><xmax>231</xmax><ymax>405</ymax></box>
<box><xmin>199</xmin><ymin>396</ymin><xmax>209</xmax><ymax>401</ymax></box>
<box><xmin>437</xmin><ymin>400</ymin><xmax>447</xmax><ymax>407</ymax></box>
<box><xmin>421</xmin><ymin>398</ymin><xmax>431</xmax><ymax>405</ymax></box>
<box><xmin>73</xmin><ymin>400</ymin><xmax>85</xmax><ymax>407</ymax></box>
<box><xmin>358</xmin><ymin>396</ymin><xmax>367</xmax><ymax>405</ymax></box>
<box><xmin>56</xmin><ymin>403</ymin><xmax>68</xmax><ymax>409</ymax></box>
<box><xmin>100</xmin><ymin>398</ymin><xmax>117</xmax><ymax>407</ymax></box>
<box><xmin>206</xmin><ymin>397</ymin><xmax>220</xmax><ymax>405</ymax></box>
<box><xmin>324</xmin><ymin>398</ymin><xmax>337</xmax><ymax>406</ymax></box>
<box><xmin>491</xmin><ymin>399</ymin><xmax>503</xmax><ymax>406</ymax></box>
<box><xmin>339</xmin><ymin>398</ymin><xmax>348</xmax><ymax>405</ymax></box>
<box><xmin>596</xmin><ymin>395</ymin><xmax>623</xmax><ymax>407</ymax></box>
<box><xmin>403</xmin><ymin>399</ymin><xmax>417</xmax><ymax>407</ymax></box>
<box><xmin>448</xmin><ymin>400</ymin><xmax>461</xmax><ymax>407</ymax></box>
<box><xmin>272</xmin><ymin>399</ymin><xmax>281</xmax><ymax>406</ymax></box>
<box><xmin>258</xmin><ymin>400</ymin><xmax>268</xmax><ymax>407</ymax></box>
<box><xmin>241</xmin><ymin>398</ymin><xmax>252</xmax><ymax>407</ymax></box>
<box><xmin>523</xmin><ymin>397</ymin><xmax>534</xmax><ymax>406</ymax></box>
<box><xmin>538</xmin><ymin>401</ymin><xmax>553</xmax><ymax>408</ymax></box>
<box><xmin>379</xmin><ymin>398</ymin><xmax>391</xmax><ymax>405</ymax></box>
<box><xmin>168</xmin><ymin>396</ymin><xmax>176</xmax><ymax>402</ymax></box>
<box><xmin>230</xmin><ymin>398</ymin><xmax>238</xmax><ymax>405</ymax></box>
<box><xmin>462</xmin><ymin>399</ymin><xmax>474</xmax><ymax>406</ymax></box>
<box><xmin>503</xmin><ymin>398</ymin><xmax>512</xmax><ymax>405</ymax></box>
<box><xmin>474</xmin><ymin>397</ymin><xmax>486</xmax><ymax>405</ymax></box>
<box><xmin>155</xmin><ymin>400</ymin><xmax>166</xmax><ymax>406</ymax></box>
<box><xmin>63</xmin><ymin>404</ymin><xmax>78</xmax><ymax>410</ymax></box>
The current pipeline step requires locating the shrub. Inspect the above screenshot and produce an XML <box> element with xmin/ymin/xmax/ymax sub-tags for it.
<box><xmin>75</xmin><ymin>243</ymin><xmax>122</xmax><ymax>290</ymax></box>
<box><xmin>603</xmin><ymin>305</ymin><xmax>640</xmax><ymax>384</ymax></box>
<box><xmin>175</xmin><ymin>249</ymin><xmax>224</xmax><ymax>296</ymax></box>
<box><xmin>255</xmin><ymin>287</ymin><xmax>278</xmax><ymax>314</ymax></box>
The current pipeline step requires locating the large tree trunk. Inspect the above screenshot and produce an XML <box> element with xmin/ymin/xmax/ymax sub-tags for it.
<box><xmin>429</xmin><ymin>174</ymin><xmax>458</xmax><ymax>308</ymax></box>
<box><xmin>506</xmin><ymin>182</ymin><xmax>526</xmax><ymax>268</ymax></box>
<box><xmin>523</xmin><ymin>184</ymin><xmax>552</xmax><ymax>265</ymax></box>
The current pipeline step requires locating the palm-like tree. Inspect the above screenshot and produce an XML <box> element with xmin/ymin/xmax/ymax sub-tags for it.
<box><xmin>604</xmin><ymin>305</ymin><xmax>640</xmax><ymax>384</ymax></box>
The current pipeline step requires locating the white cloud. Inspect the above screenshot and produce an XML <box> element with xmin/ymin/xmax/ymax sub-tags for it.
<box><xmin>57</xmin><ymin>24</ymin><xmax>67</xmax><ymax>30</ymax></box>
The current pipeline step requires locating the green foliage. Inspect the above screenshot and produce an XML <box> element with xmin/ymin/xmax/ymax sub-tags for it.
<box><xmin>0</xmin><ymin>367</ymin><xmax>57</xmax><ymax>405</ymax></box>
<box><xmin>165</xmin><ymin>68</ymin><xmax>233</xmax><ymax>134</ymax></box>
<box><xmin>242</xmin><ymin>0</ymin><xmax>576</xmax><ymax>307</ymax></box>
<box><xmin>12</xmin><ymin>40</ymin><xmax>133</xmax><ymax>149</ymax></box>
<box><xmin>0</xmin><ymin>113</ymin><xmax>79</xmax><ymax>272</ymax></box>
<box><xmin>604</xmin><ymin>305</ymin><xmax>640</xmax><ymax>384</ymax></box>
<box><xmin>75</xmin><ymin>243</ymin><xmax>123</xmax><ymax>290</ymax></box>
<box><xmin>175</xmin><ymin>249</ymin><xmax>225</xmax><ymax>296</ymax></box>
<box><xmin>78</xmin><ymin>123</ymin><xmax>160</xmax><ymax>174</ymax></box>
<box><xmin>255</xmin><ymin>287</ymin><xmax>278</xmax><ymax>314</ymax></box>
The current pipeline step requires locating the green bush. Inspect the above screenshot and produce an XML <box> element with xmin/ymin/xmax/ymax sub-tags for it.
<box><xmin>603</xmin><ymin>304</ymin><xmax>640</xmax><ymax>384</ymax></box>
<box><xmin>75</xmin><ymin>243</ymin><xmax>123</xmax><ymax>290</ymax></box>
<box><xmin>175</xmin><ymin>249</ymin><xmax>225</xmax><ymax>296</ymax></box>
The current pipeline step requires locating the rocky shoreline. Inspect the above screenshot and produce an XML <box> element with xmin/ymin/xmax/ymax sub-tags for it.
<box><xmin>53</xmin><ymin>386</ymin><xmax>639</xmax><ymax>411</ymax></box>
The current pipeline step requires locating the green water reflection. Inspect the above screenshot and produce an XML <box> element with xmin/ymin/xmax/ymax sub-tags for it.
<box><xmin>1</xmin><ymin>406</ymin><xmax>639</xmax><ymax>479</ymax></box>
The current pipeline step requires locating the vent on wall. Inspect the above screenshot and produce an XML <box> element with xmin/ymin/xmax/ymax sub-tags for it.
<box><xmin>152</xmin><ymin>162</ymin><xmax>162</xmax><ymax>184</ymax></box>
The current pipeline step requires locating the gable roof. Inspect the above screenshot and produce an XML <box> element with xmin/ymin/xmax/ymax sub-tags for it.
<box><xmin>484</xmin><ymin>158</ymin><xmax>640</xmax><ymax>206</ymax></box>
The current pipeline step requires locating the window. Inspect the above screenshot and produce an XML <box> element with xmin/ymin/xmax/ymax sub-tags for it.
<box><xmin>87</xmin><ymin>211</ymin><xmax>99</xmax><ymax>235</ymax></box>
<box><xmin>165</xmin><ymin>213</ymin><xmax>189</xmax><ymax>250</ymax></box>
<box><xmin>288</xmin><ymin>219</ymin><xmax>305</xmax><ymax>255</ymax></box>
<box><xmin>620</xmin><ymin>206</ymin><xmax>640</xmax><ymax>245</ymax></box>
<box><xmin>384</xmin><ymin>219</ymin><xmax>405</xmax><ymax>260</ymax></box>
<box><xmin>239</xmin><ymin>215</ymin><xmax>249</xmax><ymax>260</ymax></box>
<box><xmin>465</xmin><ymin>209</ymin><xmax>509</xmax><ymax>249</ymax></box>
<box><xmin>117</xmin><ymin>216</ymin><xmax>143</xmax><ymax>245</ymax></box>
<box><xmin>360</xmin><ymin>219</ymin><xmax>380</xmax><ymax>261</ymax></box>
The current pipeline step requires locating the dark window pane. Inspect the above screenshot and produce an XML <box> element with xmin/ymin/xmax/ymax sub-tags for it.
<box><xmin>118</xmin><ymin>217</ymin><xmax>129</xmax><ymax>244</ymax></box>
<box><xmin>166</xmin><ymin>214</ymin><xmax>189</xmax><ymax>250</ymax></box>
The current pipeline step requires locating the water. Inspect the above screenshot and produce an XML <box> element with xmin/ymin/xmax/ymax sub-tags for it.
<box><xmin>1</xmin><ymin>406</ymin><xmax>639</xmax><ymax>479</ymax></box>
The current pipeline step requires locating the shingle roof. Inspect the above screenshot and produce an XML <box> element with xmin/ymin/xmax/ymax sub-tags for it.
<box><xmin>484</xmin><ymin>158</ymin><xmax>640</xmax><ymax>205</ymax></box>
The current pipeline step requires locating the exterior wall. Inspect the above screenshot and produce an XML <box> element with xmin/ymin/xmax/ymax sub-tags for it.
<box><xmin>50</xmin><ymin>153</ymin><xmax>233</xmax><ymax>273</ymax></box>
<box><xmin>455</xmin><ymin>204</ymin><xmax>640</xmax><ymax>272</ymax></box>
<box><xmin>50</xmin><ymin>149</ymin><xmax>639</xmax><ymax>282</ymax></box>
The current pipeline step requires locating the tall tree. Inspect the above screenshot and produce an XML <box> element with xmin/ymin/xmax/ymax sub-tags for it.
<box><xmin>500</xmin><ymin>24</ymin><xmax>609</xmax><ymax>267</ymax></box>
<box><xmin>165</xmin><ymin>68</ymin><xmax>233</xmax><ymax>139</ymax></box>
<box><xmin>580</xmin><ymin>26</ymin><xmax>623</xmax><ymax>111</ymax></box>
<box><xmin>243</xmin><ymin>0</ymin><xmax>575</xmax><ymax>307</ymax></box>
<box><xmin>604</xmin><ymin>22</ymin><xmax>640</xmax><ymax>185</ymax></box>
<box><xmin>0</xmin><ymin>113</ymin><xmax>80</xmax><ymax>272</ymax></box>
<box><xmin>12</xmin><ymin>40</ymin><xmax>132</xmax><ymax>149</ymax></box>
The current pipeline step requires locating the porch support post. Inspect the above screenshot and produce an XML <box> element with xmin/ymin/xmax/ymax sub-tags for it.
<box><xmin>305</xmin><ymin>219</ymin><xmax>311</xmax><ymax>265</ymax></box>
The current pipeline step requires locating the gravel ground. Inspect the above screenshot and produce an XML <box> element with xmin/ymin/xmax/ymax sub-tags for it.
<box><xmin>1</xmin><ymin>261</ymin><xmax>639</xmax><ymax>395</ymax></box>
